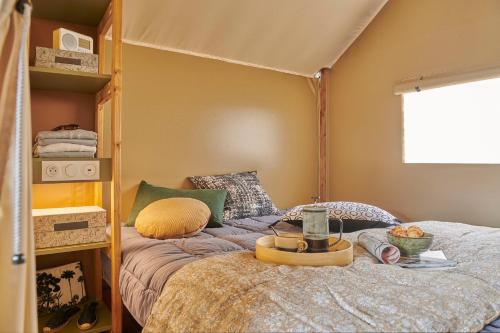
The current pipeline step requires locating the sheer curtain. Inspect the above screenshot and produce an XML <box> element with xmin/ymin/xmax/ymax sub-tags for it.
<box><xmin>0</xmin><ymin>1</ymin><xmax>37</xmax><ymax>332</ymax></box>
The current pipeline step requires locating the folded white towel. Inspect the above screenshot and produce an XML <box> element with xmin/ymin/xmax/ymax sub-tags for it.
<box><xmin>34</xmin><ymin>143</ymin><xmax>97</xmax><ymax>156</ymax></box>
<box><xmin>36</xmin><ymin>129</ymin><xmax>97</xmax><ymax>141</ymax></box>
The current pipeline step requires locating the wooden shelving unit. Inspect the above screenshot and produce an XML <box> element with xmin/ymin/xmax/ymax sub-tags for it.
<box><xmin>31</xmin><ymin>0</ymin><xmax>111</xmax><ymax>25</ymax></box>
<box><xmin>30</xmin><ymin>0</ymin><xmax>122</xmax><ymax>331</ymax></box>
<box><xmin>35</xmin><ymin>240</ymin><xmax>111</xmax><ymax>256</ymax></box>
<box><xmin>29</xmin><ymin>66</ymin><xmax>111</xmax><ymax>93</ymax></box>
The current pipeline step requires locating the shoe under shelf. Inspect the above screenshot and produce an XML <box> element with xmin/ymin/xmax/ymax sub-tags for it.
<box><xmin>37</xmin><ymin>299</ymin><xmax>111</xmax><ymax>333</ymax></box>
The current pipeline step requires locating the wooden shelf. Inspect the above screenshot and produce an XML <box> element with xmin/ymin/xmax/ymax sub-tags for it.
<box><xmin>30</xmin><ymin>0</ymin><xmax>123</xmax><ymax>330</ymax></box>
<box><xmin>31</xmin><ymin>0</ymin><xmax>111</xmax><ymax>26</ymax></box>
<box><xmin>32</xmin><ymin>158</ymin><xmax>112</xmax><ymax>184</ymax></box>
<box><xmin>38</xmin><ymin>300</ymin><xmax>112</xmax><ymax>333</ymax></box>
<box><xmin>36</xmin><ymin>240</ymin><xmax>111</xmax><ymax>256</ymax></box>
<box><xmin>30</xmin><ymin>67</ymin><xmax>111</xmax><ymax>93</ymax></box>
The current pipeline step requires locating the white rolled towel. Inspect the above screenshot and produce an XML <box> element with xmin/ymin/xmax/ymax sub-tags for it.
<box><xmin>358</xmin><ymin>232</ymin><xmax>400</xmax><ymax>264</ymax></box>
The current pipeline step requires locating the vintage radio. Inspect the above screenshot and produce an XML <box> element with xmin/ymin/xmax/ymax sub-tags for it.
<box><xmin>53</xmin><ymin>28</ymin><xmax>93</xmax><ymax>53</ymax></box>
<box><xmin>33</xmin><ymin>206</ymin><xmax>106</xmax><ymax>249</ymax></box>
<box><xmin>35</xmin><ymin>46</ymin><xmax>98</xmax><ymax>73</ymax></box>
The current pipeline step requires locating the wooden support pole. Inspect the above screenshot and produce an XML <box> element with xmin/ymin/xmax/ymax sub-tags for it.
<box><xmin>96</xmin><ymin>82</ymin><xmax>112</xmax><ymax>105</ymax></box>
<box><xmin>110</xmin><ymin>0</ymin><xmax>123</xmax><ymax>332</ymax></box>
<box><xmin>98</xmin><ymin>1</ymin><xmax>113</xmax><ymax>52</ymax></box>
<box><xmin>93</xmin><ymin>249</ymin><xmax>103</xmax><ymax>300</ymax></box>
<box><xmin>98</xmin><ymin>34</ymin><xmax>107</xmax><ymax>75</ymax></box>
<box><xmin>95</xmin><ymin>103</ymin><xmax>105</xmax><ymax>158</ymax></box>
<box><xmin>319</xmin><ymin>68</ymin><xmax>330</xmax><ymax>202</ymax></box>
<box><xmin>95</xmin><ymin>0</ymin><xmax>111</xmax><ymax>225</ymax></box>
<box><xmin>97</xmin><ymin>1</ymin><xmax>112</xmax><ymax>75</ymax></box>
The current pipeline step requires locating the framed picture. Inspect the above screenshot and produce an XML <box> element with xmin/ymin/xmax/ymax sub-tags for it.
<box><xmin>36</xmin><ymin>261</ymin><xmax>86</xmax><ymax>315</ymax></box>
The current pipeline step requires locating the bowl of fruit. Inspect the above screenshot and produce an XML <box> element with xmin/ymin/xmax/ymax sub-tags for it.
<box><xmin>387</xmin><ymin>225</ymin><xmax>433</xmax><ymax>258</ymax></box>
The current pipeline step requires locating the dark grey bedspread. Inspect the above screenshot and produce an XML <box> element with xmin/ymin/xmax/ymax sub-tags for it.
<box><xmin>119</xmin><ymin>215</ymin><xmax>297</xmax><ymax>326</ymax></box>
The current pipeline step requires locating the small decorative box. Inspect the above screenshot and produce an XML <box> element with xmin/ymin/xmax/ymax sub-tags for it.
<box><xmin>33</xmin><ymin>206</ymin><xmax>106</xmax><ymax>249</ymax></box>
<box><xmin>35</xmin><ymin>46</ymin><xmax>98</xmax><ymax>73</ymax></box>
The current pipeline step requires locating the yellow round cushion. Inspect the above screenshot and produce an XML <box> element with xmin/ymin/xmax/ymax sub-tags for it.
<box><xmin>135</xmin><ymin>198</ymin><xmax>210</xmax><ymax>239</ymax></box>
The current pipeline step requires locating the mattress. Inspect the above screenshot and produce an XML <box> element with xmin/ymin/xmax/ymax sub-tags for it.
<box><xmin>106</xmin><ymin>217</ymin><xmax>500</xmax><ymax>330</ymax></box>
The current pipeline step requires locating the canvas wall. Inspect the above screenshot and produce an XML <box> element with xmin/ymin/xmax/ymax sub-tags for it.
<box><xmin>119</xmin><ymin>43</ymin><xmax>318</xmax><ymax>220</ymax></box>
<box><xmin>329</xmin><ymin>0</ymin><xmax>500</xmax><ymax>227</ymax></box>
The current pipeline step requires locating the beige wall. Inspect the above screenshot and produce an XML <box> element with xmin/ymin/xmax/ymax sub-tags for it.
<box><xmin>120</xmin><ymin>44</ymin><xmax>318</xmax><ymax>219</ymax></box>
<box><xmin>329</xmin><ymin>0</ymin><xmax>500</xmax><ymax>227</ymax></box>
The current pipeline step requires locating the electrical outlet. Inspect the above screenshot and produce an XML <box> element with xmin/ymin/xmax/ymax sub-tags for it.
<box><xmin>41</xmin><ymin>160</ymin><xmax>100</xmax><ymax>182</ymax></box>
<box><xmin>45</xmin><ymin>164</ymin><xmax>59</xmax><ymax>178</ymax></box>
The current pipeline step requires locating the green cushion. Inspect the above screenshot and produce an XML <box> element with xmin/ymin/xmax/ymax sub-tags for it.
<box><xmin>126</xmin><ymin>180</ymin><xmax>227</xmax><ymax>228</ymax></box>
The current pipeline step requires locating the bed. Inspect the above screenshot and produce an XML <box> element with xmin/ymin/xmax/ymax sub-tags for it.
<box><xmin>104</xmin><ymin>215</ymin><xmax>500</xmax><ymax>332</ymax></box>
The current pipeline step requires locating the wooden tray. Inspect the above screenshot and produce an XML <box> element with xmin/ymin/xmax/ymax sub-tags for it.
<box><xmin>255</xmin><ymin>235</ymin><xmax>353</xmax><ymax>267</ymax></box>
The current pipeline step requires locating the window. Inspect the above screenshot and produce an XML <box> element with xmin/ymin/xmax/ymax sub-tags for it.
<box><xmin>403</xmin><ymin>77</ymin><xmax>500</xmax><ymax>164</ymax></box>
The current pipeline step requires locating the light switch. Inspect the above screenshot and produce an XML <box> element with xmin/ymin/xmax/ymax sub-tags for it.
<box><xmin>65</xmin><ymin>164</ymin><xmax>78</xmax><ymax>177</ymax></box>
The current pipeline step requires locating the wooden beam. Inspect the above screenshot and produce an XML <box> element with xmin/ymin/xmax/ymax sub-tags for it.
<box><xmin>98</xmin><ymin>32</ymin><xmax>106</xmax><ymax>74</ymax></box>
<box><xmin>98</xmin><ymin>1</ymin><xmax>113</xmax><ymax>43</ymax></box>
<box><xmin>93</xmin><ymin>248</ymin><xmax>103</xmax><ymax>300</ymax></box>
<box><xmin>98</xmin><ymin>1</ymin><xmax>112</xmax><ymax>75</ymax></box>
<box><xmin>319</xmin><ymin>68</ymin><xmax>330</xmax><ymax>202</ymax></box>
<box><xmin>95</xmin><ymin>82</ymin><xmax>109</xmax><ymax>162</ymax></box>
<box><xmin>95</xmin><ymin>102</ymin><xmax>105</xmax><ymax>157</ymax></box>
<box><xmin>110</xmin><ymin>0</ymin><xmax>123</xmax><ymax>331</ymax></box>
<box><xmin>95</xmin><ymin>1</ymin><xmax>108</xmax><ymax>248</ymax></box>
<box><xmin>96</xmin><ymin>81</ymin><xmax>112</xmax><ymax>105</ymax></box>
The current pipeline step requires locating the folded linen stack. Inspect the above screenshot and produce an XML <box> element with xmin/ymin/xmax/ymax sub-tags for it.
<box><xmin>34</xmin><ymin>129</ymin><xmax>97</xmax><ymax>158</ymax></box>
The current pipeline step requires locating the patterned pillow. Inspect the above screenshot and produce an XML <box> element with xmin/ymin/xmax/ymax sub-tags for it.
<box><xmin>189</xmin><ymin>171</ymin><xmax>279</xmax><ymax>221</ymax></box>
<box><xmin>281</xmin><ymin>201</ymin><xmax>400</xmax><ymax>232</ymax></box>
<box><xmin>36</xmin><ymin>261</ymin><xmax>86</xmax><ymax>315</ymax></box>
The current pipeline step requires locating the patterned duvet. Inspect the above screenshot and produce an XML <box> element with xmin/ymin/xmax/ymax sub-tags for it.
<box><xmin>118</xmin><ymin>216</ymin><xmax>500</xmax><ymax>332</ymax></box>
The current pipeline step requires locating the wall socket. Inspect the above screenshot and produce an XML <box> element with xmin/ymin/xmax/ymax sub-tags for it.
<box><xmin>41</xmin><ymin>160</ymin><xmax>100</xmax><ymax>182</ymax></box>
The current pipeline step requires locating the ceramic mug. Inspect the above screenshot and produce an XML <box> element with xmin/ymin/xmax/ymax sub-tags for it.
<box><xmin>274</xmin><ymin>233</ymin><xmax>308</xmax><ymax>252</ymax></box>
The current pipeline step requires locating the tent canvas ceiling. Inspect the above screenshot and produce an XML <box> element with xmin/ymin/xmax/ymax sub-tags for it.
<box><xmin>123</xmin><ymin>0</ymin><xmax>387</xmax><ymax>77</ymax></box>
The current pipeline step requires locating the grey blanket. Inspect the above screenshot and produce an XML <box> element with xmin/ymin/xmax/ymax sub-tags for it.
<box><xmin>120</xmin><ymin>215</ymin><xmax>290</xmax><ymax>326</ymax></box>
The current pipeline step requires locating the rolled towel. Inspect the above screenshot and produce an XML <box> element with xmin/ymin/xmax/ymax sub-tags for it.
<box><xmin>358</xmin><ymin>232</ymin><xmax>400</xmax><ymax>264</ymax></box>
<box><xmin>36</xmin><ymin>129</ymin><xmax>97</xmax><ymax>141</ymax></box>
<box><xmin>34</xmin><ymin>143</ymin><xmax>96</xmax><ymax>157</ymax></box>
<box><xmin>36</xmin><ymin>138</ymin><xmax>97</xmax><ymax>147</ymax></box>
